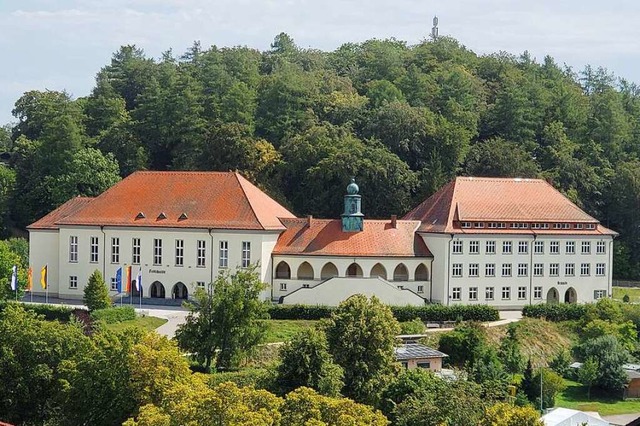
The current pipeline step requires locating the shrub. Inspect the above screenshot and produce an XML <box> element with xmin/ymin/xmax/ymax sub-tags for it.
<box><xmin>623</xmin><ymin>294</ymin><xmax>631</xmax><ymax>303</ymax></box>
<box><xmin>90</xmin><ymin>306</ymin><xmax>136</xmax><ymax>324</ymax></box>
<box><xmin>0</xmin><ymin>301</ymin><xmax>74</xmax><ymax>321</ymax></box>
<box><xmin>399</xmin><ymin>318</ymin><xmax>425</xmax><ymax>335</ymax></box>
<box><xmin>522</xmin><ymin>303</ymin><xmax>586</xmax><ymax>321</ymax></box>
<box><xmin>83</xmin><ymin>270</ymin><xmax>111</xmax><ymax>312</ymax></box>
<box><xmin>267</xmin><ymin>304</ymin><xmax>334</xmax><ymax>320</ymax></box>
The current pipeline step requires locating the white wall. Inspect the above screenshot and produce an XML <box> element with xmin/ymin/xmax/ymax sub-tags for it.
<box><xmin>29</xmin><ymin>230</ymin><xmax>59</xmax><ymax>296</ymax></box>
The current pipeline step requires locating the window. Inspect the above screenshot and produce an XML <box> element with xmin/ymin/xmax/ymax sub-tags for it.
<box><xmin>474</xmin><ymin>222</ymin><xmax>484</xmax><ymax>228</ymax></box>
<box><xmin>486</xmin><ymin>241</ymin><xmax>496</xmax><ymax>254</ymax></box>
<box><xmin>452</xmin><ymin>240</ymin><xmax>463</xmax><ymax>254</ymax></box>
<box><xmin>503</xmin><ymin>241</ymin><xmax>512</xmax><ymax>254</ymax></box>
<box><xmin>582</xmin><ymin>241</ymin><xmax>591</xmax><ymax>254</ymax></box>
<box><xmin>518</xmin><ymin>286</ymin><xmax>527</xmax><ymax>300</ymax></box>
<box><xmin>110</xmin><ymin>277</ymin><xmax>118</xmax><ymax>291</ymax></box>
<box><xmin>575</xmin><ymin>223</ymin><xmax>583</xmax><ymax>229</ymax></box>
<box><xmin>219</xmin><ymin>241</ymin><xmax>228</xmax><ymax>268</ymax></box>
<box><xmin>69</xmin><ymin>276</ymin><xmax>78</xmax><ymax>289</ymax></box>
<box><xmin>197</xmin><ymin>281</ymin><xmax>205</xmax><ymax>289</ymax></box>
<box><xmin>581</xmin><ymin>263</ymin><xmax>590</xmax><ymax>276</ymax></box>
<box><xmin>565</xmin><ymin>241</ymin><xmax>575</xmax><ymax>255</ymax></box>
<box><xmin>69</xmin><ymin>236</ymin><xmax>78</xmax><ymax>263</ymax></box>
<box><xmin>175</xmin><ymin>239</ymin><xmax>184</xmax><ymax>266</ymax></box>
<box><xmin>518</xmin><ymin>241</ymin><xmax>528</xmax><ymax>254</ymax></box>
<box><xmin>131</xmin><ymin>238</ymin><xmax>141</xmax><ymax>265</ymax></box>
<box><xmin>280</xmin><ymin>282</ymin><xmax>287</xmax><ymax>291</ymax></box>
<box><xmin>550</xmin><ymin>241</ymin><xmax>559</xmax><ymax>254</ymax></box>
<box><xmin>486</xmin><ymin>287</ymin><xmax>494</xmax><ymax>300</ymax></box>
<box><xmin>401</xmin><ymin>361</ymin><xmax>409</xmax><ymax>369</ymax></box>
<box><xmin>518</xmin><ymin>263</ymin><xmax>528</xmax><ymax>277</ymax></box>
<box><xmin>550</xmin><ymin>263</ymin><xmax>559</xmax><ymax>276</ymax></box>
<box><xmin>533</xmin><ymin>263</ymin><xmax>544</xmax><ymax>277</ymax></box>
<box><xmin>153</xmin><ymin>239</ymin><xmax>162</xmax><ymax>265</ymax></box>
<box><xmin>241</xmin><ymin>241</ymin><xmax>251</xmax><ymax>268</ymax></box>
<box><xmin>502</xmin><ymin>287</ymin><xmax>511</xmax><ymax>300</ymax></box>
<box><xmin>534</xmin><ymin>286</ymin><xmax>542</xmax><ymax>300</ymax></box>
<box><xmin>596</xmin><ymin>241</ymin><xmax>606</xmax><ymax>254</ymax></box>
<box><xmin>565</xmin><ymin>263</ymin><xmax>575</xmax><ymax>276</ymax></box>
<box><xmin>461</xmin><ymin>222</ymin><xmax>472</xmax><ymax>228</ymax></box>
<box><xmin>596</xmin><ymin>263</ymin><xmax>606</xmax><ymax>276</ymax></box>
<box><xmin>586</xmin><ymin>224</ymin><xmax>596</xmax><ymax>230</ymax></box>
<box><xmin>452</xmin><ymin>263</ymin><xmax>463</xmax><ymax>277</ymax></box>
<box><xmin>197</xmin><ymin>240</ymin><xmax>206</xmax><ymax>268</ymax></box>
<box><xmin>111</xmin><ymin>237</ymin><xmax>120</xmax><ymax>263</ymax></box>
<box><xmin>90</xmin><ymin>237</ymin><xmax>99</xmax><ymax>263</ymax></box>
<box><xmin>502</xmin><ymin>263</ymin><xmax>512</xmax><ymax>277</ymax></box>
<box><xmin>452</xmin><ymin>287</ymin><xmax>461</xmax><ymax>301</ymax></box>
<box><xmin>469</xmin><ymin>263</ymin><xmax>479</xmax><ymax>277</ymax></box>
<box><xmin>417</xmin><ymin>362</ymin><xmax>431</xmax><ymax>369</ymax></box>
<box><xmin>594</xmin><ymin>290</ymin><xmax>606</xmax><ymax>299</ymax></box>
<box><xmin>417</xmin><ymin>285</ymin><xmax>424</xmax><ymax>294</ymax></box>
<box><xmin>469</xmin><ymin>241</ymin><xmax>479</xmax><ymax>254</ymax></box>
<box><xmin>534</xmin><ymin>241</ymin><xmax>544</xmax><ymax>254</ymax></box>
<box><xmin>469</xmin><ymin>287</ymin><xmax>478</xmax><ymax>301</ymax></box>
<box><xmin>485</xmin><ymin>263</ymin><xmax>495</xmax><ymax>277</ymax></box>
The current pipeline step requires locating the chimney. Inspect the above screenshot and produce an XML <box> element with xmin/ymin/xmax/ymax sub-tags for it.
<box><xmin>391</xmin><ymin>215</ymin><xmax>397</xmax><ymax>228</ymax></box>
<box><xmin>307</xmin><ymin>215</ymin><xmax>313</xmax><ymax>227</ymax></box>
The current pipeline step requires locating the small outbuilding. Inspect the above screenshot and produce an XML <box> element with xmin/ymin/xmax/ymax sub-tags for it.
<box><xmin>541</xmin><ymin>407</ymin><xmax>609</xmax><ymax>426</ymax></box>
<box><xmin>394</xmin><ymin>343</ymin><xmax>447</xmax><ymax>372</ymax></box>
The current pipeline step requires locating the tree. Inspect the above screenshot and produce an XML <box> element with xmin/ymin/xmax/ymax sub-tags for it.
<box><xmin>480</xmin><ymin>402</ymin><xmax>544</xmax><ymax>426</ymax></box>
<box><xmin>498</xmin><ymin>323</ymin><xmax>525</xmax><ymax>376</ymax></box>
<box><xmin>527</xmin><ymin>368</ymin><xmax>566</xmax><ymax>409</ymax></box>
<box><xmin>175</xmin><ymin>267</ymin><xmax>268</xmax><ymax>372</ymax></box>
<box><xmin>0</xmin><ymin>165</ymin><xmax>15</xmax><ymax>236</ymax></box>
<box><xmin>438</xmin><ymin>322</ymin><xmax>487</xmax><ymax>367</ymax></box>
<box><xmin>0</xmin><ymin>240</ymin><xmax>28</xmax><ymax>300</ymax></box>
<box><xmin>579</xmin><ymin>335</ymin><xmax>629</xmax><ymax>393</ymax></box>
<box><xmin>275</xmin><ymin>328</ymin><xmax>344</xmax><ymax>396</ymax></box>
<box><xmin>83</xmin><ymin>270</ymin><xmax>112</xmax><ymax>311</ymax></box>
<box><xmin>578</xmin><ymin>357</ymin><xmax>599</xmax><ymax>400</ymax></box>
<box><xmin>324</xmin><ymin>295</ymin><xmax>400</xmax><ymax>405</ymax></box>
<box><xmin>465</xmin><ymin>137</ymin><xmax>540</xmax><ymax>178</ymax></box>
<box><xmin>549</xmin><ymin>349</ymin><xmax>572</xmax><ymax>378</ymax></box>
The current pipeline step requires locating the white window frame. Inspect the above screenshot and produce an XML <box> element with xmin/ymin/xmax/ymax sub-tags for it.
<box><xmin>596</xmin><ymin>263</ymin><xmax>605</xmax><ymax>276</ymax></box>
<box><xmin>175</xmin><ymin>239</ymin><xmax>184</xmax><ymax>267</ymax></box>
<box><xmin>280</xmin><ymin>282</ymin><xmax>287</xmax><ymax>291</ymax></box>
<box><xmin>452</xmin><ymin>263</ymin><xmax>463</xmax><ymax>277</ymax></box>
<box><xmin>153</xmin><ymin>238</ymin><xmax>162</xmax><ymax>266</ymax></box>
<box><xmin>485</xmin><ymin>263</ymin><xmax>495</xmax><ymax>277</ymax></box>
<box><xmin>596</xmin><ymin>241</ymin><xmax>606</xmax><ymax>255</ymax></box>
<box><xmin>502</xmin><ymin>263</ymin><xmax>512</xmax><ymax>277</ymax></box>
<box><xmin>219</xmin><ymin>241</ymin><xmax>228</xmax><ymax>268</ymax></box>
<box><xmin>502</xmin><ymin>286</ymin><xmax>511</xmax><ymax>300</ymax></box>
<box><xmin>69</xmin><ymin>275</ymin><xmax>78</xmax><ymax>289</ymax></box>
<box><xmin>486</xmin><ymin>240</ymin><xmax>496</xmax><ymax>254</ymax></box>
<box><xmin>517</xmin><ymin>263</ymin><xmax>528</xmax><ymax>277</ymax></box>
<box><xmin>452</xmin><ymin>240</ymin><xmax>463</xmax><ymax>254</ymax></box>
<box><xmin>518</xmin><ymin>286</ymin><xmax>527</xmax><ymax>300</ymax></box>
<box><xmin>594</xmin><ymin>290</ymin><xmax>606</xmax><ymax>299</ymax></box>
<box><xmin>533</xmin><ymin>263</ymin><xmax>544</xmax><ymax>277</ymax></box>
<box><xmin>582</xmin><ymin>241</ymin><xmax>591</xmax><ymax>255</ymax></box>
<box><xmin>111</xmin><ymin>237</ymin><xmax>120</xmax><ymax>264</ymax></box>
<box><xmin>485</xmin><ymin>287</ymin><xmax>494</xmax><ymax>300</ymax></box>
<box><xmin>518</xmin><ymin>241</ymin><xmax>528</xmax><ymax>254</ymax></box>
<box><xmin>565</xmin><ymin>263</ymin><xmax>575</xmax><ymax>277</ymax></box>
<box><xmin>469</xmin><ymin>287</ymin><xmax>478</xmax><ymax>301</ymax></box>
<box><xmin>580</xmin><ymin>263</ymin><xmax>590</xmax><ymax>276</ymax></box>
<box><xmin>550</xmin><ymin>241</ymin><xmax>559</xmax><ymax>254</ymax></box>
<box><xmin>69</xmin><ymin>236</ymin><xmax>78</xmax><ymax>263</ymax></box>
<box><xmin>534</xmin><ymin>286</ymin><xmax>542</xmax><ymax>300</ymax></box>
<box><xmin>132</xmin><ymin>238</ymin><xmax>141</xmax><ymax>265</ymax></box>
<box><xmin>565</xmin><ymin>241</ymin><xmax>575</xmax><ymax>255</ymax></box>
<box><xmin>534</xmin><ymin>241</ymin><xmax>544</xmax><ymax>254</ymax></box>
<box><xmin>241</xmin><ymin>241</ymin><xmax>251</xmax><ymax>268</ymax></box>
<box><xmin>417</xmin><ymin>285</ymin><xmax>424</xmax><ymax>294</ymax></box>
<box><xmin>550</xmin><ymin>263</ymin><xmax>559</xmax><ymax>277</ymax></box>
<box><xmin>469</xmin><ymin>240</ymin><xmax>480</xmax><ymax>254</ymax></box>
<box><xmin>110</xmin><ymin>277</ymin><xmax>118</xmax><ymax>291</ymax></box>
<box><xmin>503</xmin><ymin>241</ymin><xmax>512</xmax><ymax>254</ymax></box>
<box><xmin>197</xmin><ymin>240</ymin><xmax>206</xmax><ymax>268</ymax></box>
<box><xmin>469</xmin><ymin>263</ymin><xmax>479</xmax><ymax>277</ymax></box>
<box><xmin>452</xmin><ymin>287</ymin><xmax>461</xmax><ymax>301</ymax></box>
<box><xmin>90</xmin><ymin>236</ymin><xmax>99</xmax><ymax>263</ymax></box>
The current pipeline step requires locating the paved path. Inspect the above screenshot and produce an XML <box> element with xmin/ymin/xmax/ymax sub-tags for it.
<box><xmin>140</xmin><ymin>307</ymin><xmax>189</xmax><ymax>338</ymax></box>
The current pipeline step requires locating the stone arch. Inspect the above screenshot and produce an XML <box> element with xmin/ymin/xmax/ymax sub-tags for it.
<box><xmin>415</xmin><ymin>264</ymin><xmax>429</xmax><ymax>281</ymax></box>
<box><xmin>321</xmin><ymin>262</ymin><xmax>339</xmax><ymax>279</ymax></box>
<box><xmin>346</xmin><ymin>262</ymin><xmax>363</xmax><ymax>277</ymax></box>
<box><xmin>370</xmin><ymin>263</ymin><xmax>387</xmax><ymax>279</ymax></box>
<box><xmin>150</xmin><ymin>281</ymin><xmax>165</xmax><ymax>299</ymax></box>
<box><xmin>393</xmin><ymin>263</ymin><xmax>409</xmax><ymax>281</ymax></box>
<box><xmin>546</xmin><ymin>287</ymin><xmax>559</xmax><ymax>304</ymax></box>
<box><xmin>564</xmin><ymin>287</ymin><xmax>577</xmax><ymax>304</ymax></box>
<box><xmin>297</xmin><ymin>262</ymin><xmax>314</xmax><ymax>280</ymax></box>
<box><xmin>172</xmin><ymin>282</ymin><xmax>188</xmax><ymax>300</ymax></box>
<box><xmin>275</xmin><ymin>261</ymin><xmax>291</xmax><ymax>279</ymax></box>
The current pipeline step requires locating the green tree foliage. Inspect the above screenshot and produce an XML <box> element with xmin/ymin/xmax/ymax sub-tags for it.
<box><xmin>175</xmin><ymin>267</ymin><xmax>268</xmax><ymax>372</ymax></box>
<box><xmin>578</xmin><ymin>357</ymin><xmax>599</xmax><ymax>400</ymax></box>
<box><xmin>0</xmin><ymin>165</ymin><xmax>15</xmax><ymax>236</ymax></box>
<box><xmin>438</xmin><ymin>322</ymin><xmax>487</xmax><ymax>367</ymax></box>
<box><xmin>549</xmin><ymin>349</ymin><xmax>572</xmax><ymax>378</ymax></box>
<box><xmin>579</xmin><ymin>335</ymin><xmax>629</xmax><ymax>392</ymax></box>
<box><xmin>0</xmin><ymin>240</ymin><xmax>28</xmax><ymax>300</ymax></box>
<box><xmin>479</xmin><ymin>402</ymin><xmax>544</xmax><ymax>426</ymax></box>
<box><xmin>275</xmin><ymin>327</ymin><xmax>344</xmax><ymax>396</ymax></box>
<box><xmin>498</xmin><ymin>323</ymin><xmax>525</xmax><ymax>375</ymax></box>
<box><xmin>83</xmin><ymin>270</ymin><xmax>112</xmax><ymax>311</ymax></box>
<box><xmin>324</xmin><ymin>295</ymin><xmax>400</xmax><ymax>405</ymax></box>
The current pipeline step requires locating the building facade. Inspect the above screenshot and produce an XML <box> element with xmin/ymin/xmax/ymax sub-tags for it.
<box><xmin>29</xmin><ymin>173</ymin><xmax>616</xmax><ymax>308</ymax></box>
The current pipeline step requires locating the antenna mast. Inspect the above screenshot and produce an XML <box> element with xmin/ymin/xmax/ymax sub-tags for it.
<box><xmin>431</xmin><ymin>16</ymin><xmax>439</xmax><ymax>39</ymax></box>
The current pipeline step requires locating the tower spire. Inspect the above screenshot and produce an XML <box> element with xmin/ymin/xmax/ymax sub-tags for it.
<box><xmin>341</xmin><ymin>178</ymin><xmax>364</xmax><ymax>232</ymax></box>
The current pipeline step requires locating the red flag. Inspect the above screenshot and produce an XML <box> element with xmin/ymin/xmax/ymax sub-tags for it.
<box><xmin>125</xmin><ymin>266</ymin><xmax>132</xmax><ymax>293</ymax></box>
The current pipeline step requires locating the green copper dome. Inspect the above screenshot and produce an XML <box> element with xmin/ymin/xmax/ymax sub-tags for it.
<box><xmin>346</xmin><ymin>178</ymin><xmax>359</xmax><ymax>195</ymax></box>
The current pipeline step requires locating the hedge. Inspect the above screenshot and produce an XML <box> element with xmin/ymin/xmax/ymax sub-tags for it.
<box><xmin>522</xmin><ymin>303</ymin><xmax>587</xmax><ymax>322</ymax></box>
<box><xmin>268</xmin><ymin>303</ymin><xmax>499</xmax><ymax>322</ymax></box>
<box><xmin>90</xmin><ymin>306</ymin><xmax>136</xmax><ymax>324</ymax></box>
<box><xmin>0</xmin><ymin>301</ymin><xmax>74</xmax><ymax>321</ymax></box>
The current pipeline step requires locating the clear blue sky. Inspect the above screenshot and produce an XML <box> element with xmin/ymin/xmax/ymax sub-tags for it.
<box><xmin>1</xmin><ymin>0</ymin><xmax>639</xmax><ymax>124</ymax></box>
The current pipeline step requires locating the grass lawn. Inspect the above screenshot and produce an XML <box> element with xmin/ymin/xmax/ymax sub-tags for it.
<box><xmin>612</xmin><ymin>286</ymin><xmax>640</xmax><ymax>303</ymax></box>
<box><xmin>104</xmin><ymin>316</ymin><xmax>167</xmax><ymax>333</ymax></box>
<box><xmin>556</xmin><ymin>379</ymin><xmax>640</xmax><ymax>416</ymax></box>
<box><xmin>262</xmin><ymin>319</ymin><xmax>320</xmax><ymax>344</ymax></box>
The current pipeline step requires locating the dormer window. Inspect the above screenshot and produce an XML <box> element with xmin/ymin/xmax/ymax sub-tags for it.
<box><xmin>135</xmin><ymin>212</ymin><xmax>145</xmax><ymax>220</ymax></box>
<box><xmin>461</xmin><ymin>222</ymin><xmax>472</xmax><ymax>228</ymax></box>
<box><xmin>586</xmin><ymin>223</ymin><xmax>596</xmax><ymax>230</ymax></box>
<box><xmin>157</xmin><ymin>212</ymin><xmax>167</xmax><ymax>220</ymax></box>
<box><xmin>474</xmin><ymin>222</ymin><xmax>484</xmax><ymax>228</ymax></box>
<box><xmin>178</xmin><ymin>212</ymin><xmax>188</xmax><ymax>221</ymax></box>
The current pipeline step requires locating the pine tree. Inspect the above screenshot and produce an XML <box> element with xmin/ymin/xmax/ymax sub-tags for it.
<box><xmin>83</xmin><ymin>270</ymin><xmax>111</xmax><ymax>311</ymax></box>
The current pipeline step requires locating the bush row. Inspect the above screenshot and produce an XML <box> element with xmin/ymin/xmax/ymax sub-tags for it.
<box><xmin>267</xmin><ymin>303</ymin><xmax>500</xmax><ymax>322</ymax></box>
<box><xmin>90</xmin><ymin>306</ymin><xmax>136</xmax><ymax>324</ymax></box>
<box><xmin>0</xmin><ymin>301</ymin><xmax>74</xmax><ymax>321</ymax></box>
<box><xmin>522</xmin><ymin>303</ymin><xmax>587</xmax><ymax>321</ymax></box>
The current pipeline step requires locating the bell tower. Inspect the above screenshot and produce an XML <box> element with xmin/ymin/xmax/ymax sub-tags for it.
<box><xmin>341</xmin><ymin>178</ymin><xmax>364</xmax><ymax>232</ymax></box>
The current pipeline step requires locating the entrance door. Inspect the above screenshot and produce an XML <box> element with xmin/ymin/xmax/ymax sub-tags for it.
<box><xmin>546</xmin><ymin>288</ymin><xmax>559</xmax><ymax>304</ymax></box>
<box><xmin>150</xmin><ymin>281</ymin><xmax>165</xmax><ymax>298</ymax></box>
<box><xmin>172</xmin><ymin>282</ymin><xmax>188</xmax><ymax>299</ymax></box>
<box><xmin>564</xmin><ymin>287</ymin><xmax>577</xmax><ymax>304</ymax></box>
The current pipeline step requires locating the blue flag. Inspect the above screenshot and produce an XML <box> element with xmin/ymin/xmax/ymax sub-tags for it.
<box><xmin>10</xmin><ymin>265</ymin><xmax>17</xmax><ymax>291</ymax></box>
<box><xmin>115</xmin><ymin>267</ymin><xmax>122</xmax><ymax>293</ymax></box>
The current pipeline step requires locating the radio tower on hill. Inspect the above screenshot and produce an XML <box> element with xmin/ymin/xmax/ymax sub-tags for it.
<box><xmin>431</xmin><ymin>16</ymin><xmax>439</xmax><ymax>40</ymax></box>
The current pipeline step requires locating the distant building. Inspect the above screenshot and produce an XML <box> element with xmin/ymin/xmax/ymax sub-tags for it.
<box><xmin>541</xmin><ymin>407</ymin><xmax>609</xmax><ymax>426</ymax></box>
<box><xmin>394</xmin><ymin>343</ymin><xmax>447</xmax><ymax>372</ymax></box>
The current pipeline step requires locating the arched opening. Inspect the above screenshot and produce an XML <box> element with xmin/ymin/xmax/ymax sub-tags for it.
<box><xmin>297</xmin><ymin>262</ymin><xmax>314</xmax><ymax>280</ymax></box>
<box><xmin>546</xmin><ymin>288</ymin><xmax>559</xmax><ymax>304</ymax></box>
<box><xmin>564</xmin><ymin>287</ymin><xmax>577</xmax><ymax>304</ymax></box>
<box><xmin>172</xmin><ymin>282</ymin><xmax>188</xmax><ymax>300</ymax></box>
<box><xmin>321</xmin><ymin>262</ymin><xmax>339</xmax><ymax>280</ymax></box>
<box><xmin>150</xmin><ymin>281</ymin><xmax>165</xmax><ymax>299</ymax></box>
<box><xmin>275</xmin><ymin>261</ymin><xmax>291</xmax><ymax>279</ymax></box>
<box><xmin>346</xmin><ymin>263</ymin><xmax>363</xmax><ymax>277</ymax></box>
<box><xmin>370</xmin><ymin>263</ymin><xmax>387</xmax><ymax>279</ymax></box>
<box><xmin>393</xmin><ymin>264</ymin><xmax>409</xmax><ymax>281</ymax></box>
<box><xmin>415</xmin><ymin>264</ymin><xmax>429</xmax><ymax>281</ymax></box>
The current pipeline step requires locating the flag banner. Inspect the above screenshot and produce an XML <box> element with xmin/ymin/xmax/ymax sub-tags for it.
<box><xmin>135</xmin><ymin>268</ymin><xmax>142</xmax><ymax>292</ymax></box>
<box><xmin>27</xmin><ymin>267</ymin><xmax>33</xmax><ymax>291</ymax></box>
<box><xmin>115</xmin><ymin>267</ymin><xmax>122</xmax><ymax>293</ymax></box>
<box><xmin>10</xmin><ymin>265</ymin><xmax>17</xmax><ymax>291</ymax></box>
<box><xmin>125</xmin><ymin>266</ymin><xmax>132</xmax><ymax>293</ymax></box>
<box><xmin>40</xmin><ymin>265</ymin><xmax>47</xmax><ymax>289</ymax></box>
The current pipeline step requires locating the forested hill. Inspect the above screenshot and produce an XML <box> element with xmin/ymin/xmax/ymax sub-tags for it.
<box><xmin>1</xmin><ymin>34</ymin><xmax>640</xmax><ymax>278</ymax></box>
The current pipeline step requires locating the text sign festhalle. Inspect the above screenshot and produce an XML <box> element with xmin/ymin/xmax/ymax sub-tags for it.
<box><xmin>148</xmin><ymin>269</ymin><xmax>166</xmax><ymax>274</ymax></box>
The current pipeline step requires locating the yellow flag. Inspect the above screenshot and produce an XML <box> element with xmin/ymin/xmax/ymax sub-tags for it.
<box><xmin>27</xmin><ymin>267</ymin><xmax>33</xmax><ymax>291</ymax></box>
<box><xmin>40</xmin><ymin>265</ymin><xmax>47</xmax><ymax>290</ymax></box>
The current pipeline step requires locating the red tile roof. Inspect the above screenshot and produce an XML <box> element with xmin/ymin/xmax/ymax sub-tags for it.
<box><xmin>273</xmin><ymin>218</ymin><xmax>432</xmax><ymax>257</ymax></box>
<box><xmin>404</xmin><ymin>177</ymin><xmax>617</xmax><ymax>235</ymax></box>
<box><xmin>31</xmin><ymin>171</ymin><xmax>295</xmax><ymax>230</ymax></box>
<box><xmin>28</xmin><ymin>197</ymin><xmax>94</xmax><ymax>230</ymax></box>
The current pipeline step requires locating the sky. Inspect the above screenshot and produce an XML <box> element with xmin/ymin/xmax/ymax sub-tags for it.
<box><xmin>1</xmin><ymin>0</ymin><xmax>640</xmax><ymax>124</ymax></box>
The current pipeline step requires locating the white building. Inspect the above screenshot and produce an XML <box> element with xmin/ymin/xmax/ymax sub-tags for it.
<box><xmin>28</xmin><ymin>173</ymin><xmax>616</xmax><ymax>308</ymax></box>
